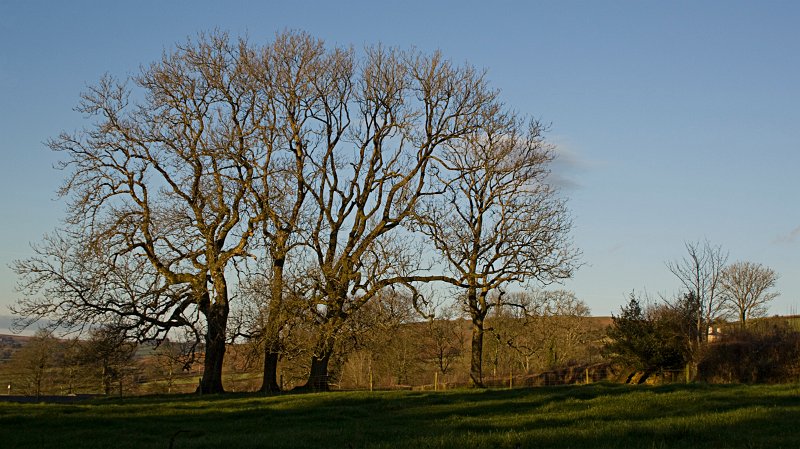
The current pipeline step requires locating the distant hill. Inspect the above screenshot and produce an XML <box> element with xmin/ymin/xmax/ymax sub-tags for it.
<box><xmin>0</xmin><ymin>315</ymin><xmax>51</xmax><ymax>336</ymax></box>
<box><xmin>0</xmin><ymin>315</ymin><xmax>19</xmax><ymax>336</ymax></box>
<box><xmin>0</xmin><ymin>315</ymin><xmax>617</xmax><ymax>337</ymax></box>
<box><xmin>0</xmin><ymin>334</ymin><xmax>31</xmax><ymax>345</ymax></box>
<box><xmin>0</xmin><ymin>333</ymin><xmax>30</xmax><ymax>364</ymax></box>
<box><xmin>589</xmin><ymin>316</ymin><xmax>613</xmax><ymax>327</ymax></box>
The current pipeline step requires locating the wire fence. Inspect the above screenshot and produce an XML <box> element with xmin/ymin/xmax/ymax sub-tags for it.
<box><xmin>0</xmin><ymin>360</ymin><xmax>697</xmax><ymax>399</ymax></box>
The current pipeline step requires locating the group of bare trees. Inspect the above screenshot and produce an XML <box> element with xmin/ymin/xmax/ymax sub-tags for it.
<box><xmin>1</xmin><ymin>328</ymin><xmax>138</xmax><ymax>398</ymax></box>
<box><xmin>668</xmin><ymin>240</ymin><xmax>780</xmax><ymax>333</ymax></box>
<box><xmin>330</xmin><ymin>289</ymin><xmax>600</xmax><ymax>390</ymax></box>
<box><xmin>484</xmin><ymin>290</ymin><xmax>599</xmax><ymax>378</ymax></box>
<box><xmin>606</xmin><ymin>239</ymin><xmax>782</xmax><ymax>379</ymax></box>
<box><xmin>12</xmin><ymin>31</ymin><xmax>576</xmax><ymax>393</ymax></box>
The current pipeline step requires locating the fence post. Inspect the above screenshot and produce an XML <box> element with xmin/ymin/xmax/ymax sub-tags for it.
<box><xmin>585</xmin><ymin>368</ymin><xmax>590</xmax><ymax>384</ymax></box>
<box><xmin>434</xmin><ymin>371</ymin><xmax>438</xmax><ymax>391</ymax></box>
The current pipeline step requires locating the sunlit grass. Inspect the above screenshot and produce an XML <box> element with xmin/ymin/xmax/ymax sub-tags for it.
<box><xmin>1</xmin><ymin>383</ymin><xmax>799</xmax><ymax>448</ymax></box>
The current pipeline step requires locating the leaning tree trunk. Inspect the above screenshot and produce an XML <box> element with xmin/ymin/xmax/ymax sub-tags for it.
<box><xmin>470</xmin><ymin>316</ymin><xmax>486</xmax><ymax>388</ymax></box>
<box><xmin>198</xmin><ymin>300</ymin><xmax>229</xmax><ymax>394</ymax></box>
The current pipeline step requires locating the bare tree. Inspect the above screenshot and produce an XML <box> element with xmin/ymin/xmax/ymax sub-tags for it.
<box><xmin>666</xmin><ymin>240</ymin><xmax>728</xmax><ymax>346</ymax></box>
<box><xmin>148</xmin><ymin>339</ymin><xmax>195</xmax><ymax>394</ymax></box>
<box><xmin>342</xmin><ymin>291</ymin><xmax>419</xmax><ymax>388</ymax></box>
<box><xmin>13</xmin><ymin>32</ymin><xmax>265</xmax><ymax>393</ymax></box>
<box><xmin>421</xmin><ymin>304</ymin><xmax>465</xmax><ymax>382</ymax></box>
<box><xmin>536</xmin><ymin>290</ymin><xmax>593</xmax><ymax>369</ymax></box>
<box><xmin>7</xmin><ymin>329</ymin><xmax>58</xmax><ymax>399</ymax></box>
<box><xmin>79</xmin><ymin>326</ymin><xmax>138</xmax><ymax>396</ymax></box>
<box><xmin>243</xmin><ymin>31</ymin><xmax>353</xmax><ymax>392</ymax></box>
<box><xmin>719</xmin><ymin>261</ymin><xmax>780</xmax><ymax>328</ymax></box>
<box><xmin>294</xmin><ymin>47</ymin><xmax>497</xmax><ymax>391</ymax></box>
<box><xmin>412</xmin><ymin>109</ymin><xmax>578</xmax><ymax>387</ymax></box>
<box><xmin>57</xmin><ymin>337</ymin><xmax>86</xmax><ymax>395</ymax></box>
<box><xmin>488</xmin><ymin>290</ymin><xmax>591</xmax><ymax>376</ymax></box>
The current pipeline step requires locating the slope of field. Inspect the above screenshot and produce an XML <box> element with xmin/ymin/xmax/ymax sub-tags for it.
<box><xmin>2</xmin><ymin>383</ymin><xmax>799</xmax><ymax>448</ymax></box>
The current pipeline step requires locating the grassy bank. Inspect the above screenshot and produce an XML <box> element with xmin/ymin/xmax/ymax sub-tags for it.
<box><xmin>1</xmin><ymin>383</ymin><xmax>799</xmax><ymax>448</ymax></box>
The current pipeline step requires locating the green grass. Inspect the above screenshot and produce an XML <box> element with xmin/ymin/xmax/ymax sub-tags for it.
<box><xmin>1</xmin><ymin>383</ymin><xmax>799</xmax><ymax>448</ymax></box>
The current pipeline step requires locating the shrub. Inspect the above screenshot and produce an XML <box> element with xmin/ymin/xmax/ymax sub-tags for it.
<box><xmin>604</xmin><ymin>293</ymin><xmax>688</xmax><ymax>376</ymax></box>
<box><xmin>698</xmin><ymin>321</ymin><xmax>800</xmax><ymax>383</ymax></box>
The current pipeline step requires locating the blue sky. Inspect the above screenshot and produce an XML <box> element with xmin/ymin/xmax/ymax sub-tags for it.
<box><xmin>1</xmin><ymin>0</ymin><xmax>798</xmax><ymax>321</ymax></box>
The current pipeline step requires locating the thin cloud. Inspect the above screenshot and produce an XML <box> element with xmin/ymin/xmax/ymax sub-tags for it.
<box><xmin>549</xmin><ymin>144</ymin><xmax>591</xmax><ymax>191</ymax></box>
<box><xmin>547</xmin><ymin>171</ymin><xmax>582</xmax><ymax>191</ymax></box>
<box><xmin>774</xmin><ymin>225</ymin><xmax>800</xmax><ymax>245</ymax></box>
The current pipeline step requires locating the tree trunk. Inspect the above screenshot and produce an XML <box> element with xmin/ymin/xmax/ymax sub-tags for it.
<box><xmin>102</xmin><ymin>365</ymin><xmax>111</xmax><ymax>395</ymax></box>
<box><xmin>297</xmin><ymin>336</ymin><xmax>335</xmax><ymax>392</ymax></box>
<box><xmin>305</xmin><ymin>354</ymin><xmax>332</xmax><ymax>391</ymax></box>
<box><xmin>260</xmin><ymin>351</ymin><xmax>280</xmax><ymax>393</ymax></box>
<box><xmin>260</xmin><ymin>253</ymin><xmax>285</xmax><ymax>393</ymax></box>
<box><xmin>198</xmin><ymin>302</ymin><xmax>228</xmax><ymax>394</ymax></box>
<box><xmin>470</xmin><ymin>317</ymin><xmax>485</xmax><ymax>388</ymax></box>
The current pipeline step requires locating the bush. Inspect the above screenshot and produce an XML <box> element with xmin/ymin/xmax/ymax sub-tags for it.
<box><xmin>604</xmin><ymin>293</ymin><xmax>688</xmax><ymax>375</ymax></box>
<box><xmin>698</xmin><ymin>322</ymin><xmax>800</xmax><ymax>383</ymax></box>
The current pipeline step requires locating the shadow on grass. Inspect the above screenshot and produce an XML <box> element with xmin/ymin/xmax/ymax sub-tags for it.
<box><xmin>2</xmin><ymin>383</ymin><xmax>799</xmax><ymax>448</ymax></box>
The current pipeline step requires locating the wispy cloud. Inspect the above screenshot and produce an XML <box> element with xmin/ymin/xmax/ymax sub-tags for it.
<box><xmin>774</xmin><ymin>225</ymin><xmax>800</xmax><ymax>245</ymax></box>
<box><xmin>548</xmin><ymin>141</ymin><xmax>601</xmax><ymax>191</ymax></box>
<box><xmin>547</xmin><ymin>171</ymin><xmax>582</xmax><ymax>191</ymax></box>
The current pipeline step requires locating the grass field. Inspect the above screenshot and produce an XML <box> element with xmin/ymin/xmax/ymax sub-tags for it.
<box><xmin>1</xmin><ymin>383</ymin><xmax>799</xmax><ymax>448</ymax></box>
